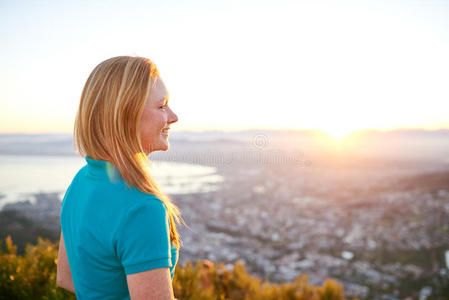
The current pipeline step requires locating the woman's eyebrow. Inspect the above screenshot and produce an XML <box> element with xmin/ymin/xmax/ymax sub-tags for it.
<box><xmin>160</xmin><ymin>96</ymin><xmax>169</xmax><ymax>104</ymax></box>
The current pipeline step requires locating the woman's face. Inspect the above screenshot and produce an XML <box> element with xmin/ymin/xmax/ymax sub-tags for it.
<box><xmin>139</xmin><ymin>77</ymin><xmax>178</xmax><ymax>155</ymax></box>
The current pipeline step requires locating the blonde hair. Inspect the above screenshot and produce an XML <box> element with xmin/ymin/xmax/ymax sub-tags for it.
<box><xmin>74</xmin><ymin>55</ymin><xmax>185</xmax><ymax>249</ymax></box>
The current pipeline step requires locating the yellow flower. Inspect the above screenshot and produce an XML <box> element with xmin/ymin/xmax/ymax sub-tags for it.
<box><xmin>9</xmin><ymin>275</ymin><xmax>14</xmax><ymax>281</ymax></box>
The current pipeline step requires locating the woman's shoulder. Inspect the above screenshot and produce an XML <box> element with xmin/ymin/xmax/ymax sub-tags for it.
<box><xmin>119</xmin><ymin>193</ymin><xmax>168</xmax><ymax>230</ymax></box>
<box><xmin>126</xmin><ymin>189</ymin><xmax>166</xmax><ymax>211</ymax></box>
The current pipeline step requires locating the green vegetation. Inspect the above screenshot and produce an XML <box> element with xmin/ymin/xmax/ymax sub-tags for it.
<box><xmin>0</xmin><ymin>235</ymin><xmax>356</xmax><ymax>300</ymax></box>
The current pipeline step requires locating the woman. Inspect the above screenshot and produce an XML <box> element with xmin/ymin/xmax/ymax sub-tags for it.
<box><xmin>56</xmin><ymin>56</ymin><xmax>185</xmax><ymax>299</ymax></box>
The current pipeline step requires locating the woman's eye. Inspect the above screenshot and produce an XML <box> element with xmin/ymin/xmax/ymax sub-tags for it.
<box><xmin>160</xmin><ymin>105</ymin><xmax>167</xmax><ymax>110</ymax></box>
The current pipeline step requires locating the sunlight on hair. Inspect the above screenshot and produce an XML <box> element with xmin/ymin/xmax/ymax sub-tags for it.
<box><xmin>134</xmin><ymin>152</ymin><xmax>150</xmax><ymax>167</ymax></box>
<box><xmin>134</xmin><ymin>151</ymin><xmax>155</xmax><ymax>177</ymax></box>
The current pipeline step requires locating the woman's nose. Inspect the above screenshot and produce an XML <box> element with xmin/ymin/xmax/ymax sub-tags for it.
<box><xmin>168</xmin><ymin>107</ymin><xmax>178</xmax><ymax>123</ymax></box>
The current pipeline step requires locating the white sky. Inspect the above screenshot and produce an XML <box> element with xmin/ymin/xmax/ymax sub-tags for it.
<box><xmin>0</xmin><ymin>0</ymin><xmax>448</xmax><ymax>136</ymax></box>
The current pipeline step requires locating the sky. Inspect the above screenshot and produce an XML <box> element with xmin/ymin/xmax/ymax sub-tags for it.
<box><xmin>0</xmin><ymin>0</ymin><xmax>448</xmax><ymax>137</ymax></box>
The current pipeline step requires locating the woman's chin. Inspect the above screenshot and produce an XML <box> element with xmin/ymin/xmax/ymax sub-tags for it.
<box><xmin>145</xmin><ymin>144</ymin><xmax>169</xmax><ymax>154</ymax></box>
<box><xmin>156</xmin><ymin>141</ymin><xmax>170</xmax><ymax>152</ymax></box>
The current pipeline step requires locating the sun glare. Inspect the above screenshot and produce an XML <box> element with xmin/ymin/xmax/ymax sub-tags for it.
<box><xmin>321</xmin><ymin>126</ymin><xmax>355</xmax><ymax>140</ymax></box>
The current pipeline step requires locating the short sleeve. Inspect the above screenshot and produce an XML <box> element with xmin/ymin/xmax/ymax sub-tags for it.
<box><xmin>116</xmin><ymin>199</ymin><xmax>172</xmax><ymax>275</ymax></box>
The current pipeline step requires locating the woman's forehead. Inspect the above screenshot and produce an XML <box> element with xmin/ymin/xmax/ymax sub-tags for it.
<box><xmin>148</xmin><ymin>77</ymin><xmax>169</xmax><ymax>103</ymax></box>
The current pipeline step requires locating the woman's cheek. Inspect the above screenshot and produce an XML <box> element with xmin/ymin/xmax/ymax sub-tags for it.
<box><xmin>158</xmin><ymin>112</ymin><xmax>167</xmax><ymax>125</ymax></box>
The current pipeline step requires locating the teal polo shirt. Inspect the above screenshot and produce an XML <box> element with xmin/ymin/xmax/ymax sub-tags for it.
<box><xmin>60</xmin><ymin>155</ymin><xmax>179</xmax><ymax>299</ymax></box>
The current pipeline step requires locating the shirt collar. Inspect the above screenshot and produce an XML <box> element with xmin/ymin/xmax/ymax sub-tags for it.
<box><xmin>85</xmin><ymin>155</ymin><xmax>123</xmax><ymax>182</ymax></box>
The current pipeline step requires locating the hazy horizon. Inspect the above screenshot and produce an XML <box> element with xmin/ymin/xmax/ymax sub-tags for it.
<box><xmin>2</xmin><ymin>126</ymin><xmax>449</xmax><ymax>136</ymax></box>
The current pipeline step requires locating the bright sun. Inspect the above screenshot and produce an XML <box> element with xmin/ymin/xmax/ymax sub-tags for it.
<box><xmin>313</xmin><ymin>116</ymin><xmax>361</xmax><ymax>141</ymax></box>
<box><xmin>321</xmin><ymin>126</ymin><xmax>355</xmax><ymax>140</ymax></box>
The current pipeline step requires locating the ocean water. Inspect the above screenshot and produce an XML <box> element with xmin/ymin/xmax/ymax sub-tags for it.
<box><xmin>0</xmin><ymin>154</ymin><xmax>224</xmax><ymax>210</ymax></box>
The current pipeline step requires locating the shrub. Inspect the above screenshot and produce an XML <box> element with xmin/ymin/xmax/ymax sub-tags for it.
<box><xmin>0</xmin><ymin>236</ymin><xmax>356</xmax><ymax>300</ymax></box>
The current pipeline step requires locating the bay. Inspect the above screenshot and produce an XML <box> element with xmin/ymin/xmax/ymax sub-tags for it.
<box><xmin>0</xmin><ymin>154</ymin><xmax>224</xmax><ymax>210</ymax></box>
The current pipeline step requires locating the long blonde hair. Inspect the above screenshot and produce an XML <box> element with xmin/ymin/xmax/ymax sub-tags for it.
<box><xmin>73</xmin><ymin>55</ymin><xmax>185</xmax><ymax>249</ymax></box>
